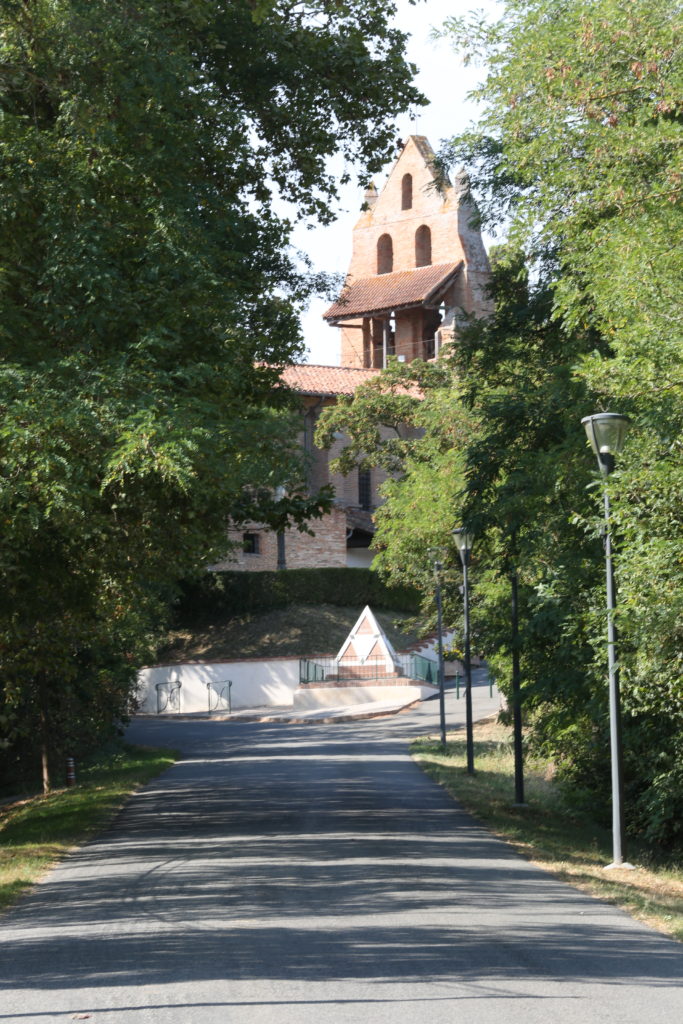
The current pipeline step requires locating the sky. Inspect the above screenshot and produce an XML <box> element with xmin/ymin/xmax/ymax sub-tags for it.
<box><xmin>294</xmin><ymin>0</ymin><xmax>501</xmax><ymax>365</ymax></box>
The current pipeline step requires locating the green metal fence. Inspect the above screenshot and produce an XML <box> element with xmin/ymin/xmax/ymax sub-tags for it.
<box><xmin>299</xmin><ymin>653</ymin><xmax>438</xmax><ymax>685</ymax></box>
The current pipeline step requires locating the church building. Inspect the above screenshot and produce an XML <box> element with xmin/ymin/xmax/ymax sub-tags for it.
<box><xmin>219</xmin><ymin>136</ymin><xmax>491</xmax><ymax>572</ymax></box>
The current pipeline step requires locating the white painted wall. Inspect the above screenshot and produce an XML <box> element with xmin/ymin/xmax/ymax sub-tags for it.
<box><xmin>136</xmin><ymin>649</ymin><xmax>452</xmax><ymax>716</ymax></box>
<box><xmin>293</xmin><ymin>683</ymin><xmax>436</xmax><ymax>709</ymax></box>
<box><xmin>346</xmin><ymin>548</ymin><xmax>375</xmax><ymax>568</ymax></box>
<box><xmin>136</xmin><ymin>659</ymin><xmax>301</xmax><ymax>714</ymax></box>
<box><xmin>409</xmin><ymin>630</ymin><xmax>454</xmax><ymax>661</ymax></box>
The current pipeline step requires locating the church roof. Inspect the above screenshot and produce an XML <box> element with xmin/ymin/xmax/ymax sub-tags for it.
<box><xmin>279</xmin><ymin>363</ymin><xmax>381</xmax><ymax>397</ymax></box>
<box><xmin>323</xmin><ymin>261</ymin><xmax>463</xmax><ymax>322</ymax></box>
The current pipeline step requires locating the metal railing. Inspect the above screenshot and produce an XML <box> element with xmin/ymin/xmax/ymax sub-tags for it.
<box><xmin>156</xmin><ymin>679</ymin><xmax>182</xmax><ymax>713</ymax></box>
<box><xmin>299</xmin><ymin>653</ymin><xmax>438</xmax><ymax>685</ymax></box>
<box><xmin>410</xmin><ymin>653</ymin><xmax>437</xmax><ymax>684</ymax></box>
<box><xmin>207</xmin><ymin>681</ymin><xmax>232</xmax><ymax>714</ymax></box>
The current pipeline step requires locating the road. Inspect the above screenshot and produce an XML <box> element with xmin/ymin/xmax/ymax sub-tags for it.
<box><xmin>1</xmin><ymin>683</ymin><xmax>682</xmax><ymax>1024</ymax></box>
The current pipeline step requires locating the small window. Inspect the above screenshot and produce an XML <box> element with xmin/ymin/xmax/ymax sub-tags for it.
<box><xmin>377</xmin><ymin>233</ymin><xmax>393</xmax><ymax>275</ymax></box>
<box><xmin>358</xmin><ymin>469</ymin><xmax>372</xmax><ymax>510</ymax></box>
<box><xmin>243</xmin><ymin>532</ymin><xmax>260</xmax><ymax>555</ymax></box>
<box><xmin>401</xmin><ymin>173</ymin><xmax>413</xmax><ymax>210</ymax></box>
<box><xmin>415</xmin><ymin>225</ymin><xmax>432</xmax><ymax>267</ymax></box>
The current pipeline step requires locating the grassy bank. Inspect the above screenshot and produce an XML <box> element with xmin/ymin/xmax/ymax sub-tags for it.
<box><xmin>412</xmin><ymin>719</ymin><xmax>683</xmax><ymax>942</ymax></box>
<box><xmin>159</xmin><ymin>602</ymin><xmax>420</xmax><ymax>662</ymax></box>
<box><xmin>0</xmin><ymin>743</ymin><xmax>176</xmax><ymax>914</ymax></box>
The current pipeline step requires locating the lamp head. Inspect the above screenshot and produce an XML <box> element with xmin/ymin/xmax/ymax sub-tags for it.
<box><xmin>452</xmin><ymin>527</ymin><xmax>474</xmax><ymax>567</ymax></box>
<box><xmin>581</xmin><ymin>413</ymin><xmax>630</xmax><ymax>475</ymax></box>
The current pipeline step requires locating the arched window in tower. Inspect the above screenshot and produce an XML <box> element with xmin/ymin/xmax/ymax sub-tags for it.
<box><xmin>415</xmin><ymin>225</ymin><xmax>432</xmax><ymax>267</ymax></box>
<box><xmin>401</xmin><ymin>173</ymin><xmax>413</xmax><ymax>210</ymax></box>
<box><xmin>377</xmin><ymin>233</ymin><xmax>393</xmax><ymax>275</ymax></box>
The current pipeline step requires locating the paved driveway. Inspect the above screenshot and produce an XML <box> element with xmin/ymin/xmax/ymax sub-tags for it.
<box><xmin>1</xmin><ymin>685</ymin><xmax>682</xmax><ymax>1024</ymax></box>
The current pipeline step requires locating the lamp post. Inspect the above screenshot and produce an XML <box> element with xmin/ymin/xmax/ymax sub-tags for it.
<box><xmin>274</xmin><ymin>486</ymin><xmax>287</xmax><ymax>571</ymax></box>
<box><xmin>453</xmin><ymin>528</ymin><xmax>475</xmax><ymax>774</ymax></box>
<box><xmin>581</xmin><ymin>412</ymin><xmax>633</xmax><ymax>869</ymax></box>
<box><xmin>509</xmin><ymin>532</ymin><xmax>526</xmax><ymax>806</ymax></box>
<box><xmin>430</xmin><ymin>552</ymin><xmax>447</xmax><ymax>748</ymax></box>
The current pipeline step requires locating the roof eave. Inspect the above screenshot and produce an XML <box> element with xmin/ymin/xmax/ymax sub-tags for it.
<box><xmin>323</xmin><ymin>262</ymin><xmax>463</xmax><ymax>324</ymax></box>
<box><xmin>326</xmin><ymin>298</ymin><xmax>427</xmax><ymax>324</ymax></box>
<box><xmin>423</xmin><ymin>263</ymin><xmax>463</xmax><ymax>304</ymax></box>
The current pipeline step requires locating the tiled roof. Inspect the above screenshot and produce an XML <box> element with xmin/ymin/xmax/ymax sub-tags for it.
<box><xmin>324</xmin><ymin>262</ymin><xmax>463</xmax><ymax>322</ymax></box>
<box><xmin>279</xmin><ymin>364</ymin><xmax>381</xmax><ymax>397</ymax></box>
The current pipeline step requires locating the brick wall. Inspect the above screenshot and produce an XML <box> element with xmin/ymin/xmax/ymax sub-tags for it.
<box><xmin>216</xmin><ymin>505</ymin><xmax>349</xmax><ymax>572</ymax></box>
<box><xmin>346</xmin><ymin>137</ymin><xmax>468</xmax><ymax>280</ymax></box>
<box><xmin>338</xmin><ymin>136</ymin><xmax>491</xmax><ymax>368</ymax></box>
<box><xmin>215</xmin><ymin>389</ymin><xmax>389</xmax><ymax>573</ymax></box>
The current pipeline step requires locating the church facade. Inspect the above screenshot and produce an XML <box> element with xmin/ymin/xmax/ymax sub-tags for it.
<box><xmin>220</xmin><ymin>136</ymin><xmax>491</xmax><ymax>572</ymax></box>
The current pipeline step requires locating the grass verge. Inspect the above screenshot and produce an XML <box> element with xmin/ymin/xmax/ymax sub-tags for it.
<box><xmin>0</xmin><ymin>742</ymin><xmax>177</xmax><ymax>915</ymax></box>
<box><xmin>412</xmin><ymin>718</ymin><xmax>683</xmax><ymax>943</ymax></box>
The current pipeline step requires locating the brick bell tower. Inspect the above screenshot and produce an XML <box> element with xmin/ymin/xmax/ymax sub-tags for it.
<box><xmin>324</xmin><ymin>136</ymin><xmax>491</xmax><ymax>368</ymax></box>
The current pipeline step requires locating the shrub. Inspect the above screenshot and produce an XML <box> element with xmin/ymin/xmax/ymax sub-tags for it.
<box><xmin>173</xmin><ymin>568</ymin><xmax>420</xmax><ymax>625</ymax></box>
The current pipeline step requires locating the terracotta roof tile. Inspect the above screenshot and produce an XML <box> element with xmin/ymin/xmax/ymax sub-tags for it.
<box><xmin>324</xmin><ymin>262</ymin><xmax>463</xmax><ymax>322</ymax></box>
<box><xmin>279</xmin><ymin>364</ymin><xmax>381</xmax><ymax>397</ymax></box>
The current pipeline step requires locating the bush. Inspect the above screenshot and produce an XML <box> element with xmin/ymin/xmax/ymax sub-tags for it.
<box><xmin>174</xmin><ymin>568</ymin><xmax>420</xmax><ymax>625</ymax></box>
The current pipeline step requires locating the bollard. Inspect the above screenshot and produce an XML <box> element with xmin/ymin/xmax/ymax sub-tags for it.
<box><xmin>66</xmin><ymin>757</ymin><xmax>76</xmax><ymax>787</ymax></box>
<box><xmin>455</xmin><ymin>674</ymin><xmax>461</xmax><ymax>698</ymax></box>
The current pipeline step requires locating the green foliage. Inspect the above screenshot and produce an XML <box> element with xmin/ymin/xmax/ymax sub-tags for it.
<box><xmin>437</xmin><ymin>0</ymin><xmax>683</xmax><ymax>850</ymax></box>
<box><xmin>320</xmin><ymin>224</ymin><xmax>682</xmax><ymax>851</ymax></box>
<box><xmin>173</xmin><ymin>568</ymin><xmax>421</xmax><ymax>625</ymax></box>
<box><xmin>317</xmin><ymin>358</ymin><xmax>471</xmax><ymax>598</ymax></box>
<box><xmin>0</xmin><ymin>1</ymin><xmax>421</xmax><ymax>787</ymax></box>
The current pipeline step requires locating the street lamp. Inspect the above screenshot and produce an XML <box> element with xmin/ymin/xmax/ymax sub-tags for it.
<box><xmin>274</xmin><ymin>486</ymin><xmax>287</xmax><ymax>570</ymax></box>
<box><xmin>581</xmin><ymin>412</ymin><xmax>633</xmax><ymax>869</ymax></box>
<box><xmin>509</xmin><ymin>531</ymin><xmax>526</xmax><ymax>807</ymax></box>
<box><xmin>429</xmin><ymin>550</ymin><xmax>447</xmax><ymax>748</ymax></box>
<box><xmin>453</xmin><ymin>528</ymin><xmax>475</xmax><ymax>774</ymax></box>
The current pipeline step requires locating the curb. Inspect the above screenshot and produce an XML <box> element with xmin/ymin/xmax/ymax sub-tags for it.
<box><xmin>135</xmin><ymin>699</ymin><xmax>421</xmax><ymax>725</ymax></box>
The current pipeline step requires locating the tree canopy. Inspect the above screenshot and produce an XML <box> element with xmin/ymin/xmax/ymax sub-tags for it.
<box><xmin>320</xmin><ymin>0</ymin><xmax>683</xmax><ymax>851</ymax></box>
<box><xmin>0</xmin><ymin>0</ymin><xmax>422</xmax><ymax>788</ymax></box>
<box><xmin>442</xmin><ymin>0</ymin><xmax>683</xmax><ymax>845</ymax></box>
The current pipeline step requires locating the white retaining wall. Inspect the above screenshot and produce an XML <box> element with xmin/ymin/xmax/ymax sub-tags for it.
<box><xmin>292</xmin><ymin>683</ymin><xmax>436</xmax><ymax>710</ymax></box>
<box><xmin>137</xmin><ymin>659</ymin><xmax>300</xmax><ymax>714</ymax></box>
<box><xmin>137</xmin><ymin>655</ymin><xmax>446</xmax><ymax>716</ymax></box>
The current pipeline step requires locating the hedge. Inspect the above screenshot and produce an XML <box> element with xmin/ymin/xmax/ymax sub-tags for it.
<box><xmin>173</xmin><ymin>568</ymin><xmax>420</xmax><ymax>625</ymax></box>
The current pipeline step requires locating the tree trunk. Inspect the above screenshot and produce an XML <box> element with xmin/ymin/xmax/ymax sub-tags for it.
<box><xmin>38</xmin><ymin>678</ymin><xmax>51</xmax><ymax>793</ymax></box>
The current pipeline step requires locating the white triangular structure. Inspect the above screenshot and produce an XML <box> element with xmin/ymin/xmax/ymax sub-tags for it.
<box><xmin>336</xmin><ymin>605</ymin><xmax>400</xmax><ymax>677</ymax></box>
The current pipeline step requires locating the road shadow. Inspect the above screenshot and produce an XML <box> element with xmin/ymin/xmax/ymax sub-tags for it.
<box><xmin>1</xmin><ymin>716</ymin><xmax>682</xmax><ymax>1007</ymax></box>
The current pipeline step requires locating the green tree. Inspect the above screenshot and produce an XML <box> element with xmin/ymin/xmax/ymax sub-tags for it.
<box><xmin>0</xmin><ymin>0</ymin><xmax>422</xmax><ymax>789</ymax></box>
<box><xmin>316</xmin><ymin>357</ymin><xmax>467</xmax><ymax>595</ymax></box>
<box><xmin>319</xmin><ymin>217</ymin><xmax>683</xmax><ymax>849</ymax></box>
<box><xmin>318</xmin><ymin>248</ymin><xmax>602</xmax><ymax>715</ymax></box>
<box><xmin>440</xmin><ymin>0</ymin><xmax>683</xmax><ymax>847</ymax></box>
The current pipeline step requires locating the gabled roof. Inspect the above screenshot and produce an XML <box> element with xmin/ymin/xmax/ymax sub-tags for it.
<box><xmin>410</xmin><ymin>134</ymin><xmax>439</xmax><ymax>169</ymax></box>
<box><xmin>324</xmin><ymin>261</ymin><xmax>463</xmax><ymax>322</ymax></box>
<box><xmin>279</xmin><ymin>364</ymin><xmax>380</xmax><ymax>397</ymax></box>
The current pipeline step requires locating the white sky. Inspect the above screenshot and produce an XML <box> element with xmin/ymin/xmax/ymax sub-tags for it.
<box><xmin>293</xmin><ymin>0</ymin><xmax>501</xmax><ymax>365</ymax></box>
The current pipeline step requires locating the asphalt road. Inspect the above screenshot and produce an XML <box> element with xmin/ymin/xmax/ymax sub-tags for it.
<box><xmin>1</xmin><ymin>683</ymin><xmax>682</xmax><ymax>1024</ymax></box>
